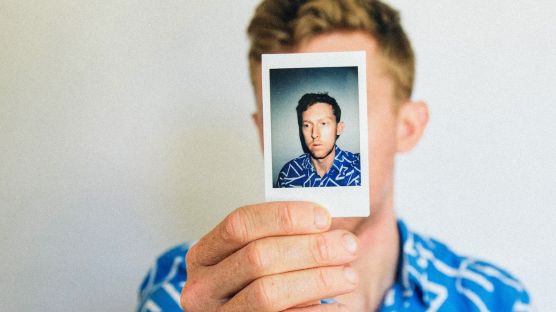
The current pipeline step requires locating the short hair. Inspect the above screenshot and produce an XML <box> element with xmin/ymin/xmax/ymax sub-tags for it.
<box><xmin>247</xmin><ymin>0</ymin><xmax>415</xmax><ymax>104</ymax></box>
<box><xmin>296</xmin><ymin>92</ymin><xmax>341</xmax><ymax>127</ymax></box>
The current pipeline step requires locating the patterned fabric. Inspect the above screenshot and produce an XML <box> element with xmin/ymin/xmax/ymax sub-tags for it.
<box><xmin>380</xmin><ymin>222</ymin><xmax>531</xmax><ymax>311</ymax></box>
<box><xmin>276</xmin><ymin>145</ymin><xmax>361</xmax><ymax>187</ymax></box>
<box><xmin>137</xmin><ymin>244</ymin><xmax>187</xmax><ymax>312</ymax></box>
<box><xmin>136</xmin><ymin>220</ymin><xmax>531</xmax><ymax>312</ymax></box>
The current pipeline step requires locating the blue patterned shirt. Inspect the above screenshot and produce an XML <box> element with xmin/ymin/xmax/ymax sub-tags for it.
<box><xmin>136</xmin><ymin>220</ymin><xmax>531</xmax><ymax>311</ymax></box>
<box><xmin>276</xmin><ymin>145</ymin><xmax>361</xmax><ymax>187</ymax></box>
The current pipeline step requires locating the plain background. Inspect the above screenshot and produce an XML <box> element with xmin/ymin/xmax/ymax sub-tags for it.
<box><xmin>1</xmin><ymin>0</ymin><xmax>555</xmax><ymax>310</ymax></box>
<box><xmin>270</xmin><ymin>66</ymin><xmax>360</xmax><ymax>185</ymax></box>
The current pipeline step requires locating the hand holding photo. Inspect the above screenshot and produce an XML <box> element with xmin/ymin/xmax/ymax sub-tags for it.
<box><xmin>262</xmin><ymin>51</ymin><xmax>369</xmax><ymax>217</ymax></box>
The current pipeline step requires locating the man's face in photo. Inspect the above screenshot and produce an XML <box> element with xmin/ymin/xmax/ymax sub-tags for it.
<box><xmin>301</xmin><ymin>102</ymin><xmax>344</xmax><ymax>160</ymax></box>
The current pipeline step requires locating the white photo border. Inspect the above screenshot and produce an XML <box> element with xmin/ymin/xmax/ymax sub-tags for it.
<box><xmin>262</xmin><ymin>51</ymin><xmax>370</xmax><ymax>217</ymax></box>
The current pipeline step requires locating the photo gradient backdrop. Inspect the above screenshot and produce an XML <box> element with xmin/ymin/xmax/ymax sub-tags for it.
<box><xmin>269</xmin><ymin>66</ymin><xmax>360</xmax><ymax>185</ymax></box>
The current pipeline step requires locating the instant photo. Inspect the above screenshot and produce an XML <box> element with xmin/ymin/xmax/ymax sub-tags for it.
<box><xmin>262</xmin><ymin>52</ymin><xmax>370</xmax><ymax>217</ymax></box>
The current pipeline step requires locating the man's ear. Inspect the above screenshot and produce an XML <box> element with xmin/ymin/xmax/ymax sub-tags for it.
<box><xmin>336</xmin><ymin>121</ymin><xmax>345</xmax><ymax>136</ymax></box>
<box><xmin>396</xmin><ymin>100</ymin><xmax>429</xmax><ymax>153</ymax></box>
<box><xmin>252</xmin><ymin>111</ymin><xmax>262</xmax><ymax>130</ymax></box>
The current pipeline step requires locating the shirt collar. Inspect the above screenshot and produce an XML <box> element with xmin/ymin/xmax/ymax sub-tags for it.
<box><xmin>396</xmin><ymin>219</ymin><xmax>428</xmax><ymax>303</ymax></box>
<box><xmin>301</xmin><ymin>145</ymin><xmax>343</xmax><ymax>173</ymax></box>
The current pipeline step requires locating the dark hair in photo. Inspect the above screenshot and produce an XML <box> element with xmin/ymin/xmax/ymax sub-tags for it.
<box><xmin>296</xmin><ymin>92</ymin><xmax>342</xmax><ymax>127</ymax></box>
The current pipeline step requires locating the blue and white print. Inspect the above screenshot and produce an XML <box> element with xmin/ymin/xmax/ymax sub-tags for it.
<box><xmin>137</xmin><ymin>220</ymin><xmax>531</xmax><ymax>311</ymax></box>
<box><xmin>276</xmin><ymin>145</ymin><xmax>361</xmax><ymax>188</ymax></box>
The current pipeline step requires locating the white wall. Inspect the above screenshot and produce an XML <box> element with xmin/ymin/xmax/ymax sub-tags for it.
<box><xmin>390</xmin><ymin>1</ymin><xmax>556</xmax><ymax>310</ymax></box>
<box><xmin>1</xmin><ymin>1</ymin><xmax>554</xmax><ymax>310</ymax></box>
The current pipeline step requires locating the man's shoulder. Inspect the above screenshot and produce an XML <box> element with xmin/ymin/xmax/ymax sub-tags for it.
<box><xmin>276</xmin><ymin>153</ymin><xmax>311</xmax><ymax>187</ymax></box>
<box><xmin>335</xmin><ymin>146</ymin><xmax>360</xmax><ymax>164</ymax></box>
<box><xmin>390</xmin><ymin>221</ymin><xmax>532</xmax><ymax>311</ymax></box>
<box><xmin>279</xmin><ymin>153</ymin><xmax>309</xmax><ymax>172</ymax></box>
<box><xmin>136</xmin><ymin>243</ymin><xmax>191</xmax><ymax>311</ymax></box>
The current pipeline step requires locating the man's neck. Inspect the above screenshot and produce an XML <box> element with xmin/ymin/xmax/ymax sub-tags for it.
<box><xmin>331</xmin><ymin>195</ymin><xmax>399</xmax><ymax>311</ymax></box>
<box><xmin>310</xmin><ymin>148</ymin><xmax>336</xmax><ymax>177</ymax></box>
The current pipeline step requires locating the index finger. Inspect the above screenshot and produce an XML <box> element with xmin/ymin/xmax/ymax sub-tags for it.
<box><xmin>190</xmin><ymin>201</ymin><xmax>331</xmax><ymax>266</ymax></box>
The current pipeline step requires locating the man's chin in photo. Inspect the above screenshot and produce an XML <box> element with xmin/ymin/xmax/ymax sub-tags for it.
<box><xmin>307</xmin><ymin>141</ymin><xmax>335</xmax><ymax>160</ymax></box>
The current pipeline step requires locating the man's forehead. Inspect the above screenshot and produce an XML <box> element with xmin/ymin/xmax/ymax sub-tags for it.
<box><xmin>303</xmin><ymin>103</ymin><xmax>335</xmax><ymax>120</ymax></box>
<box><xmin>294</xmin><ymin>31</ymin><xmax>379</xmax><ymax>53</ymax></box>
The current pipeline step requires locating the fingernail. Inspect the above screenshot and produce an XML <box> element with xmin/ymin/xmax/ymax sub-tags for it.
<box><xmin>343</xmin><ymin>266</ymin><xmax>358</xmax><ymax>284</ymax></box>
<box><xmin>314</xmin><ymin>206</ymin><xmax>329</xmax><ymax>229</ymax></box>
<box><xmin>342</xmin><ymin>234</ymin><xmax>357</xmax><ymax>254</ymax></box>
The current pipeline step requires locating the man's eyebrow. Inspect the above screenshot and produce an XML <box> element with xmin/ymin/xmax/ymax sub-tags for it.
<box><xmin>303</xmin><ymin>116</ymin><xmax>334</xmax><ymax>123</ymax></box>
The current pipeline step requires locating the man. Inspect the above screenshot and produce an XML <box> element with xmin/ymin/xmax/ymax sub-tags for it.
<box><xmin>137</xmin><ymin>0</ymin><xmax>531</xmax><ymax>311</ymax></box>
<box><xmin>276</xmin><ymin>92</ymin><xmax>361</xmax><ymax>188</ymax></box>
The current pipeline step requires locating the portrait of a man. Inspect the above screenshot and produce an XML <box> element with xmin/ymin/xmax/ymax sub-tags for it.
<box><xmin>276</xmin><ymin>92</ymin><xmax>361</xmax><ymax>188</ymax></box>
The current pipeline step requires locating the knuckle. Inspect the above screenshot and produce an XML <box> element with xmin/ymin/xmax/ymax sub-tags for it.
<box><xmin>316</xmin><ymin>267</ymin><xmax>333</xmax><ymax>291</ymax></box>
<box><xmin>310</xmin><ymin>233</ymin><xmax>329</xmax><ymax>264</ymax></box>
<box><xmin>180</xmin><ymin>282</ymin><xmax>198</xmax><ymax>311</ymax></box>
<box><xmin>250</xmin><ymin>278</ymin><xmax>275</xmax><ymax>310</ymax></box>
<box><xmin>223</xmin><ymin>207</ymin><xmax>250</xmax><ymax>244</ymax></box>
<box><xmin>277</xmin><ymin>202</ymin><xmax>295</xmax><ymax>233</ymax></box>
<box><xmin>244</xmin><ymin>241</ymin><xmax>266</xmax><ymax>274</ymax></box>
<box><xmin>185</xmin><ymin>245</ymin><xmax>198</xmax><ymax>266</ymax></box>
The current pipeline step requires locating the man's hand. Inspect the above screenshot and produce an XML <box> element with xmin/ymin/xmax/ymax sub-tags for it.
<box><xmin>180</xmin><ymin>201</ymin><xmax>359</xmax><ymax>312</ymax></box>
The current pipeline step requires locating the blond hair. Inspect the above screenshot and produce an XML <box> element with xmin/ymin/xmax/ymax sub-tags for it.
<box><xmin>247</xmin><ymin>0</ymin><xmax>415</xmax><ymax>102</ymax></box>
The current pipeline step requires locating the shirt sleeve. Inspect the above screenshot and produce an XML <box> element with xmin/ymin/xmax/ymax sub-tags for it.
<box><xmin>136</xmin><ymin>243</ymin><xmax>190</xmax><ymax>312</ymax></box>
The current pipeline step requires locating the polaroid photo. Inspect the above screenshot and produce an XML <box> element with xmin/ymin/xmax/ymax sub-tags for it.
<box><xmin>262</xmin><ymin>51</ymin><xmax>370</xmax><ymax>217</ymax></box>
